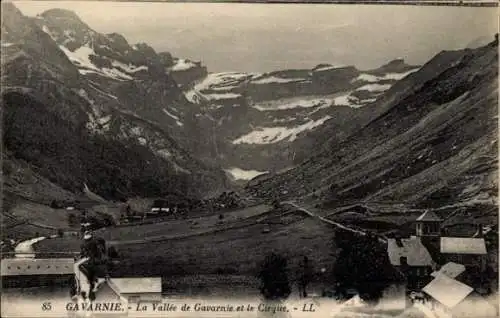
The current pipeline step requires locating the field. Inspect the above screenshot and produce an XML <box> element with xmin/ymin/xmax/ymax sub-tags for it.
<box><xmin>1</xmin><ymin>198</ymin><xmax>120</xmax><ymax>244</ymax></box>
<box><xmin>35</xmin><ymin>204</ymin><xmax>338</xmax><ymax>284</ymax></box>
<box><xmin>101</xmin><ymin>204</ymin><xmax>272</xmax><ymax>243</ymax></box>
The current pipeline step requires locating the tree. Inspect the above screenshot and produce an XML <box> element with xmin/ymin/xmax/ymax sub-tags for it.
<box><xmin>257</xmin><ymin>252</ymin><xmax>291</xmax><ymax>300</ymax></box>
<box><xmin>332</xmin><ymin>230</ymin><xmax>396</xmax><ymax>305</ymax></box>
<box><xmin>67</xmin><ymin>213</ymin><xmax>78</xmax><ymax>227</ymax></box>
<box><xmin>50</xmin><ymin>200</ymin><xmax>60</xmax><ymax>209</ymax></box>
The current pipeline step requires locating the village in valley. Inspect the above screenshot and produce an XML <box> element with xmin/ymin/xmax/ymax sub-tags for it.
<box><xmin>2</xmin><ymin>192</ymin><xmax>498</xmax><ymax>318</ymax></box>
<box><xmin>331</xmin><ymin>209</ymin><xmax>499</xmax><ymax>317</ymax></box>
<box><xmin>1</xmin><ymin>2</ymin><xmax>498</xmax><ymax>318</ymax></box>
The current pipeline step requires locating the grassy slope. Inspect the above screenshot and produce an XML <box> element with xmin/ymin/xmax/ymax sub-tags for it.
<box><xmin>247</xmin><ymin>41</ymin><xmax>498</xmax><ymax>227</ymax></box>
<box><xmin>36</xmin><ymin>205</ymin><xmax>338</xmax><ymax>278</ymax></box>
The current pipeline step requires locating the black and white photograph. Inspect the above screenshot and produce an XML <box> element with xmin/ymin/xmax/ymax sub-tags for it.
<box><xmin>0</xmin><ymin>1</ymin><xmax>498</xmax><ymax>317</ymax></box>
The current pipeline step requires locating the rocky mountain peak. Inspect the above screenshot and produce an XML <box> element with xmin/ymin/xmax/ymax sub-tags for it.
<box><xmin>40</xmin><ymin>8</ymin><xmax>83</xmax><ymax>22</ymax></box>
<box><xmin>371</xmin><ymin>58</ymin><xmax>417</xmax><ymax>74</ymax></box>
<box><xmin>106</xmin><ymin>32</ymin><xmax>129</xmax><ymax>45</ymax></box>
<box><xmin>158</xmin><ymin>51</ymin><xmax>174</xmax><ymax>67</ymax></box>
<box><xmin>312</xmin><ymin>63</ymin><xmax>356</xmax><ymax>72</ymax></box>
<box><xmin>2</xmin><ymin>2</ymin><xmax>33</xmax><ymax>40</ymax></box>
<box><xmin>1</xmin><ymin>2</ymin><xmax>24</xmax><ymax>18</ymax></box>
<box><xmin>133</xmin><ymin>42</ymin><xmax>156</xmax><ymax>53</ymax></box>
<box><xmin>2</xmin><ymin>4</ymin><xmax>231</xmax><ymax>201</ymax></box>
<box><xmin>39</xmin><ymin>8</ymin><xmax>92</xmax><ymax>38</ymax></box>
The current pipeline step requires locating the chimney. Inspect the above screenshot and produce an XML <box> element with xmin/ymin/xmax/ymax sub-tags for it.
<box><xmin>400</xmin><ymin>257</ymin><xmax>409</xmax><ymax>274</ymax></box>
<box><xmin>475</xmin><ymin>223</ymin><xmax>484</xmax><ymax>238</ymax></box>
<box><xmin>396</xmin><ymin>238</ymin><xmax>404</xmax><ymax>248</ymax></box>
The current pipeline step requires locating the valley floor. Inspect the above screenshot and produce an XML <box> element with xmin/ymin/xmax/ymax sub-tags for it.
<box><xmin>35</xmin><ymin>204</ymin><xmax>338</xmax><ymax>278</ymax></box>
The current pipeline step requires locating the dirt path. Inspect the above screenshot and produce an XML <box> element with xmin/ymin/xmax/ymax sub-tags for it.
<box><xmin>281</xmin><ymin>201</ymin><xmax>387</xmax><ymax>243</ymax></box>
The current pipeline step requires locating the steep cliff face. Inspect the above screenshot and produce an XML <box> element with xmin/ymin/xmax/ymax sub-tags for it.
<box><xmin>4</xmin><ymin>3</ymin><xmax>429</xmax><ymax>182</ymax></box>
<box><xmin>1</xmin><ymin>3</ymin><xmax>230</xmax><ymax>201</ymax></box>
<box><xmin>181</xmin><ymin>61</ymin><xmax>421</xmax><ymax>176</ymax></box>
<box><xmin>247</xmin><ymin>40</ymin><xmax>498</xmax><ymax>218</ymax></box>
<box><xmin>168</xmin><ymin>58</ymin><xmax>208</xmax><ymax>86</ymax></box>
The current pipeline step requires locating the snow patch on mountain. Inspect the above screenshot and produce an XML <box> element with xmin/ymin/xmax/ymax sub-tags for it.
<box><xmin>331</xmin><ymin>93</ymin><xmax>379</xmax><ymax>109</ymax></box>
<box><xmin>225</xmin><ymin>167</ymin><xmax>268</xmax><ymax>180</ymax></box>
<box><xmin>232</xmin><ymin>115</ymin><xmax>332</xmax><ymax>144</ymax></box>
<box><xmin>355</xmin><ymin>74</ymin><xmax>380</xmax><ymax>83</ymax></box>
<box><xmin>57</xmin><ymin>43</ymin><xmax>148</xmax><ymax>80</ymax></box>
<box><xmin>76</xmin><ymin>88</ymin><xmax>99</xmax><ymax>112</ymax></box>
<box><xmin>184</xmin><ymin>90</ymin><xmax>206</xmax><ymax>104</ymax></box>
<box><xmin>162</xmin><ymin>108</ymin><xmax>183</xmax><ymax>127</ymax></box>
<box><xmin>111</xmin><ymin>60</ymin><xmax>148</xmax><ymax>73</ymax></box>
<box><xmin>58</xmin><ymin>45</ymin><xmax>133</xmax><ymax>81</ymax></box>
<box><xmin>41</xmin><ymin>25</ymin><xmax>57</xmax><ymax>41</ymax></box>
<box><xmin>184</xmin><ymin>72</ymin><xmax>251</xmax><ymax>103</ymax></box>
<box><xmin>196</xmin><ymin>72</ymin><xmax>256</xmax><ymax>90</ymax></box>
<box><xmin>203</xmin><ymin>92</ymin><xmax>241</xmax><ymax>100</ymax></box>
<box><xmin>253</xmin><ymin>98</ymin><xmax>333</xmax><ymax>111</ymax></box>
<box><xmin>171</xmin><ymin>59</ymin><xmax>198</xmax><ymax>71</ymax></box>
<box><xmin>138</xmin><ymin>137</ymin><xmax>147</xmax><ymax>145</ymax></box>
<box><xmin>314</xmin><ymin>64</ymin><xmax>347</xmax><ymax>72</ymax></box>
<box><xmin>251</xmin><ymin>76</ymin><xmax>308</xmax><ymax>84</ymax></box>
<box><xmin>272</xmin><ymin>117</ymin><xmax>297</xmax><ymax>124</ymax></box>
<box><xmin>86</xmin><ymin>114</ymin><xmax>112</xmax><ymax>134</ymax></box>
<box><xmin>97</xmin><ymin>115</ymin><xmax>111</xmax><ymax>125</ymax></box>
<box><xmin>87</xmin><ymin>81</ymin><xmax>118</xmax><ymax>100</ymax></box>
<box><xmin>354</xmin><ymin>69</ymin><xmax>419</xmax><ymax>83</ymax></box>
<box><xmin>334</xmin><ymin>94</ymin><xmax>359</xmax><ymax>107</ymax></box>
<box><xmin>383</xmin><ymin>69</ymin><xmax>419</xmax><ymax>80</ymax></box>
<box><xmin>357</xmin><ymin>83</ymin><xmax>392</xmax><ymax>93</ymax></box>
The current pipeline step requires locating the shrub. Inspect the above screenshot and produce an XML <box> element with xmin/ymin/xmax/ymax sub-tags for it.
<box><xmin>107</xmin><ymin>246</ymin><xmax>119</xmax><ymax>259</ymax></box>
<box><xmin>257</xmin><ymin>252</ymin><xmax>291</xmax><ymax>300</ymax></box>
<box><xmin>332</xmin><ymin>230</ymin><xmax>397</xmax><ymax>304</ymax></box>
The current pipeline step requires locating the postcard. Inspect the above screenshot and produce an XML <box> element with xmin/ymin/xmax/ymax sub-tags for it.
<box><xmin>1</xmin><ymin>1</ymin><xmax>498</xmax><ymax>317</ymax></box>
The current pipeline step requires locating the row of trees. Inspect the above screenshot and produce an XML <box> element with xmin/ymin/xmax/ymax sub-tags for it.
<box><xmin>256</xmin><ymin>230</ymin><xmax>399</xmax><ymax>303</ymax></box>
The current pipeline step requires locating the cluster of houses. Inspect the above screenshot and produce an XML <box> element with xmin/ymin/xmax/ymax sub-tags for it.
<box><xmin>333</xmin><ymin>209</ymin><xmax>498</xmax><ymax>318</ymax></box>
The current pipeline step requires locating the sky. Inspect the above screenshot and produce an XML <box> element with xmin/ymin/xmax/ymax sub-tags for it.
<box><xmin>14</xmin><ymin>1</ymin><xmax>498</xmax><ymax>73</ymax></box>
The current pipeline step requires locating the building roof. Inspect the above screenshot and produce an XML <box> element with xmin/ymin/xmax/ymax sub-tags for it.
<box><xmin>1</xmin><ymin>258</ymin><xmax>74</xmax><ymax>276</ymax></box>
<box><xmin>431</xmin><ymin>262</ymin><xmax>466</xmax><ymax>279</ymax></box>
<box><xmin>108</xmin><ymin>277</ymin><xmax>161</xmax><ymax>294</ymax></box>
<box><xmin>422</xmin><ymin>275</ymin><xmax>473</xmax><ymax>309</ymax></box>
<box><xmin>440</xmin><ymin>237</ymin><xmax>487</xmax><ymax>255</ymax></box>
<box><xmin>387</xmin><ymin>237</ymin><xmax>434</xmax><ymax>266</ymax></box>
<box><xmin>416</xmin><ymin>210</ymin><xmax>442</xmax><ymax>222</ymax></box>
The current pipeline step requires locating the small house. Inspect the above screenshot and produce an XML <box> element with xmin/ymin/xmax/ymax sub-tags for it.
<box><xmin>440</xmin><ymin>237</ymin><xmax>487</xmax><ymax>271</ymax></box>
<box><xmin>431</xmin><ymin>262</ymin><xmax>466</xmax><ymax>280</ymax></box>
<box><xmin>107</xmin><ymin>277</ymin><xmax>162</xmax><ymax>304</ymax></box>
<box><xmin>415</xmin><ymin>211</ymin><xmax>442</xmax><ymax>237</ymax></box>
<box><xmin>150</xmin><ymin>200</ymin><xmax>170</xmax><ymax>214</ymax></box>
<box><xmin>422</xmin><ymin>274</ymin><xmax>497</xmax><ymax>318</ymax></box>
<box><xmin>1</xmin><ymin>258</ymin><xmax>75</xmax><ymax>288</ymax></box>
<box><xmin>387</xmin><ymin>236</ymin><xmax>435</xmax><ymax>290</ymax></box>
